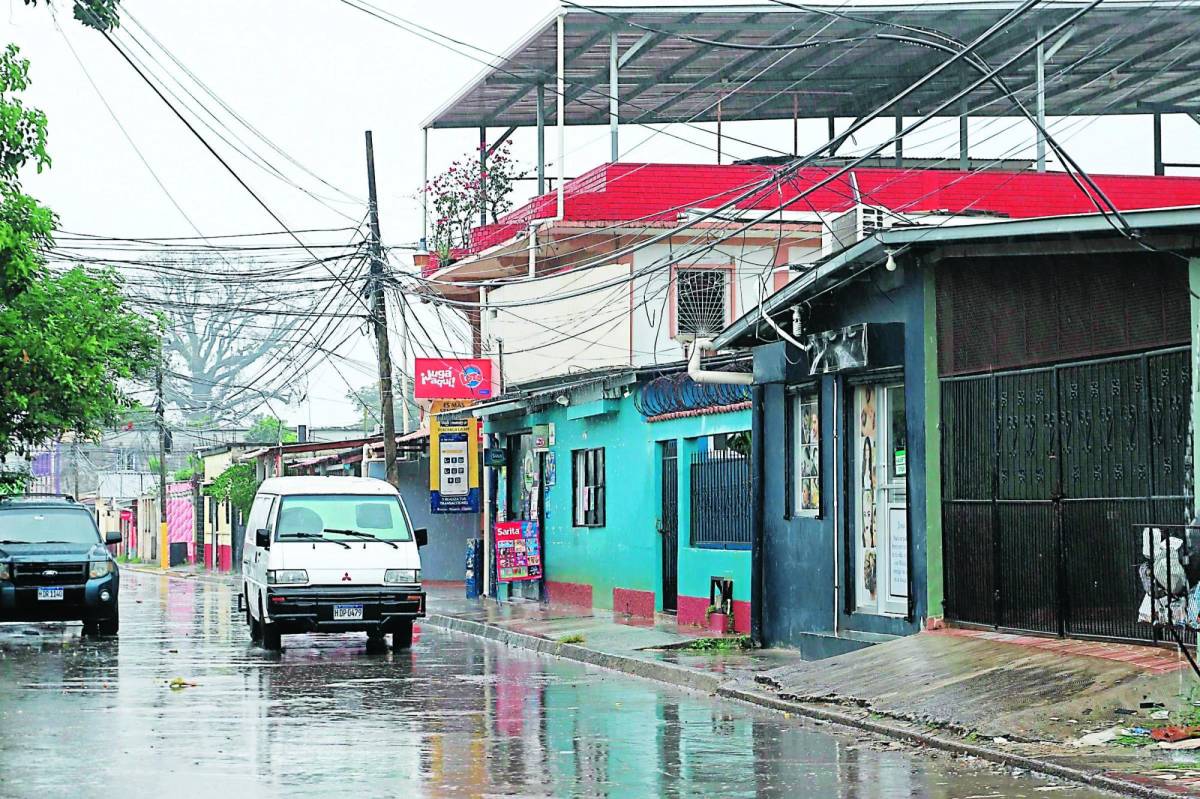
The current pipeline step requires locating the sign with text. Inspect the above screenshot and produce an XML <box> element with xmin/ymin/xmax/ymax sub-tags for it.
<box><xmin>414</xmin><ymin>358</ymin><xmax>494</xmax><ymax>400</ymax></box>
<box><xmin>429</xmin><ymin>400</ymin><xmax>480</xmax><ymax>513</ymax></box>
<box><xmin>495</xmin><ymin>521</ymin><xmax>541</xmax><ymax>583</ymax></box>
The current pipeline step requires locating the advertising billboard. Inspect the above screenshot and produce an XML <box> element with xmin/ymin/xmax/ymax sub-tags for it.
<box><xmin>429</xmin><ymin>400</ymin><xmax>481</xmax><ymax>513</ymax></box>
<box><xmin>414</xmin><ymin>358</ymin><xmax>494</xmax><ymax>400</ymax></box>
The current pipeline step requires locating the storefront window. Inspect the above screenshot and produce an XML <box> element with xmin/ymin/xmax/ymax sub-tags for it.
<box><xmin>793</xmin><ymin>391</ymin><xmax>820</xmax><ymax>515</ymax></box>
<box><xmin>887</xmin><ymin>385</ymin><xmax>907</xmax><ymax>483</ymax></box>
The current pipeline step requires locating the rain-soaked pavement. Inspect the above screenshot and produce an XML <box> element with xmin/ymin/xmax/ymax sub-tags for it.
<box><xmin>0</xmin><ymin>570</ymin><xmax>1120</xmax><ymax>798</ymax></box>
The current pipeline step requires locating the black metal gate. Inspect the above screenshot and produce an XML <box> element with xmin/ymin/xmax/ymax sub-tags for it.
<box><xmin>660</xmin><ymin>441</ymin><xmax>679</xmax><ymax>613</ymax></box>
<box><xmin>942</xmin><ymin>347</ymin><xmax>1191</xmax><ymax>642</ymax></box>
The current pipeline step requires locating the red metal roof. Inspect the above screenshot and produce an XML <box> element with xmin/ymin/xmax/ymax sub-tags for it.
<box><xmin>427</xmin><ymin>163</ymin><xmax>1200</xmax><ymax>274</ymax></box>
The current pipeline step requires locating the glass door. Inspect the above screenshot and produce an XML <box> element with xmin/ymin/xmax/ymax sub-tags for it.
<box><xmin>854</xmin><ymin>383</ymin><xmax>909</xmax><ymax>616</ymax></box>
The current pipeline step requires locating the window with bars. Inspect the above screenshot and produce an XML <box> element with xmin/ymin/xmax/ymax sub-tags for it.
<box><xmin>676</xmin><ymin>269</ymin><xmax>728</xmax><ymax>338</ymax></box>
<box><xmin>572</xmin><ymin>448</ymin><xmax>606</xmax><ymax>527</ymax></box>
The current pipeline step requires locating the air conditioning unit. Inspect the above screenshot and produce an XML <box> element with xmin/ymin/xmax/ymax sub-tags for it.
<box><xmin>821</xmin><ymin>204</ymin><xmax>896</xmax><ymax>255</ymax></box>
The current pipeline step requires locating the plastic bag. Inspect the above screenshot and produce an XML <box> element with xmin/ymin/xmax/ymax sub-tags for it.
<box><xmin>1144</xmin><ymin>528</ymin><xmax>1188</xmax><ymax>597</ymax></box>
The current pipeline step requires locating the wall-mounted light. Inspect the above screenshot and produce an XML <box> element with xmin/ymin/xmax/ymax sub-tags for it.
<box><xmin>555</xmin><ymin>395</ymin><xmax>569</xmax><ymax>407</ymax></box>
<box><xmin>884</xmin><ymin>249</ymin><xmax>898</xmax><ymax>272</ymax></box>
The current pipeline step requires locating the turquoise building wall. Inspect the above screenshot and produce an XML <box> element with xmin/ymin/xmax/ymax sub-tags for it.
<box><xmin>487</xmin><ymin>385</ymin><xmax>751</xmax><ymax>632</ymax></box>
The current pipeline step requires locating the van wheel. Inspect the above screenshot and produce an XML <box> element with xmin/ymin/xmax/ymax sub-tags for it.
<box><xmin>366</xmin><ymin>630</ymin><xmax>386</xmax><ymax>653</ymax></box>
<box><xmin>247</xmin><ymin>595</ymin><xmax>262</xmax><ymax>642</ymax></box>
<box><xmin>391</xmin><ymin>620</ymin><xmax>413</xmax><ymax>651</ymax></box>
<box><xmin>260</xmin><ymin>600</ymin><xmax>282</xmax><ymax>651</ymax></box>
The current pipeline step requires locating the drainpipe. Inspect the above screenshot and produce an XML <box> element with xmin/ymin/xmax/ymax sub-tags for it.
<box><xmin>687</xmin><ymin>339</ymin><xmax>754</xmax><ymax>385</ymax></box>
<box><xmin>751</xmin><ymin>383</ymin><xmax>765</xmax><ymax>646</ymax></box>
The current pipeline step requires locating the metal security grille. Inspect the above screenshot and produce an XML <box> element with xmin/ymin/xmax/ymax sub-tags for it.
<box><xmin>690</xmin><ymin>447</ymin><xmax>752</xmax><ymax>548</ymax></box>
<box><xmin>676</xmin><ymin>270</ymin><xmax>727</xmax><ymax>338</ymax></box>
<box><xmin>936</xmin><ymin>255</ymin><xmax>1188</xmax><ymax>377</ymax></box>
<box><xmin>942</xmin><ymin>347</ymin><xmax>1191</xmax><ymax>642</ymax></box>
<box><xmin>661</xmin><ymin>441</ymin><xmax>679</xmax><ymax>613</ymax></box>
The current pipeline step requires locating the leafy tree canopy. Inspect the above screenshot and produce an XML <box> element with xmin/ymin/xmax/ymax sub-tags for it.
<box><xmin>21</xmin><ymin>0</ymin><xmax>121</xmax><ymax>30</ymax></box>
<box><xmin>0</xmin><ymin>266</ymin><xmax>157</xmax><ymax>460</ymax></box>
<box><xmin>245</xmin><ymin>415</ymin><xmax>297</xmax><ymax>444</ymax></box>
<box><xmin>204</xmin><ymin>463</ymin><xmax>259</xmax><ymax>519</ymax></box>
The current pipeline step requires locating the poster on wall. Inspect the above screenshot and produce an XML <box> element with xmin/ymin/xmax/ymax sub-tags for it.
<box><xmin>495</xmin><ymin>521</ymin><xmax>542</xmax><ymax>583</ymax></box>
<box><xmin>859</xmin><ymin>386</ymin><xmax>878</xmax><ymax>601</ymax></box>
<box><xmin>888</xmin><ymin>509</ymin><xmax>908</xmax><ymax>600</ymax></box>
<box><xmin>429</xmin><ymin>400</ymin><xmax>481</xmax><ymax>513</ymax></box>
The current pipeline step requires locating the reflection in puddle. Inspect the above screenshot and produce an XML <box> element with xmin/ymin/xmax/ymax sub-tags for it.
<box><xmin>0</xmin><ymin>572</ymin><xmax>1111</xmax><ymax>798</ymax></box>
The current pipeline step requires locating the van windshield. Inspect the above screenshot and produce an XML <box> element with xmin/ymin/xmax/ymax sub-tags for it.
<box><xmin>275</xmin><ymin>495</ymin><xmax>412</xmax><ymax>542</ymax></box>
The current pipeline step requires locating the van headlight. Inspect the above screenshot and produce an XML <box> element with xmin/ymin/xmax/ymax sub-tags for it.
<box><xmin>267</xmin><ymin>569</ymin><xmax>309</xmax><ymax>585</ymax></box>
<box><xmin>384</xmin><ymin>569</ymin><xmax>420</xmax><ymax>584</ymax></box>
<box><xmin>89</xmin><ymin>560</ymin><xmax>115</xmax><ymax>579</ymax></box>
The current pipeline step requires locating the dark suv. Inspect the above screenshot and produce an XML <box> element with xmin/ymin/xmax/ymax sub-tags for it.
<box><xmin>0</xmin><ymin>495</ymin><xmax>121</xmax><ymax>636</ymax></box>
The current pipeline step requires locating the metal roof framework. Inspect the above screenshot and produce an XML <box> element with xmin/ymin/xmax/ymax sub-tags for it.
<box><xmin>423</xmin><ymin>2</ymin><xmax>1200</xmax><ymax>130</ymax></box>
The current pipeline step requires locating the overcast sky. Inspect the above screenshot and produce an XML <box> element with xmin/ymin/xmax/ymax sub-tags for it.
<box><xmin>5</xmin><ymin>0</ymin><xmax>1199</xmax><ymax>429</ymax></box>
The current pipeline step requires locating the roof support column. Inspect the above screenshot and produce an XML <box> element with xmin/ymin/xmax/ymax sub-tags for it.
<box><xmin>1036</xmin><ymin>27</ymin><xmax>1047</xmax><ymax>172</ymax></box>
<box><xmin>958</xmin><ymin>99</ymin><xmax>969</xmax><ymax>172</ymax></box>
<box><xmin>536</xmin><ymin>84</ymin><xmax>546</xmax><ymax>195</ymax></box>
<box><xmin>478</xmin><ymin>127</ymin><xmax>487</xmax><ymax>227</ymax></box>
<box><xmin>894</xmin><ymin>114</ymin><xmax>903</xmax><ymax>167</ymax></box>
<box><xmin>792</xmin><ymin>95</ymin><xmax>799</xmax><ymax>156</ymax></box>
<box><xmin>421</xmin><ymin>126</ymin><xmax>428</xmax><ymax>250</ymax></box>
<box><xmin>609</xmin><ymin>30</ymin><xmax>619</xmax><ymax>163</ymax></box>
<box><xmin>717</xmin><ymin>96</ymin><xmax>723</xmax><ymax>164</ymax></box>
<box><xmin>1154</xmin><ymin>112</ymin><xmax>1165</xmax><ymax>175</ymax></box>
<box><xmin>556</xmin><ymin>10</ymin><xmax>565</xmax><ymax>220</ymax></box>
<box><xmin>827</xmin><ymin>116</ymin><xmax>836</xmax><ymax>155</ymax></box>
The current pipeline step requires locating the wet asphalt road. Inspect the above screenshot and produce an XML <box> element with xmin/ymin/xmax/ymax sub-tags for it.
<box><xmin>0</xmin><ymin>570</ymin><xmax>1117</xmax><ymax>798</ymax></box>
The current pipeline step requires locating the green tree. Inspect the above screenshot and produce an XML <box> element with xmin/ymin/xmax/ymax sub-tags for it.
<box><xmin>21</xmin><ymin>0</ymin><xmax>121</xmax><ymax>31</ymax></box>
<box><xmin>0</xmin><ymin>267</ymin><xmax>157</xmax><ymax>462</ymax></box>
<box><xmin>245</xmin><ymin>415</ymin><xmax>297</xmax><ymax>444</ymax></box>
<box><xmin>204</xmin><ymin>463</ymin><xmax>259</xmax><ymax>519</ymax></box>
<box><xmin>0</xmin><ymin>33</ymin><xmax>155</xmax><ymax>486</ymax></box>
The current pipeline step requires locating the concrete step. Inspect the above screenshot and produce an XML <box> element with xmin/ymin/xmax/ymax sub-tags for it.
<box><xmin>792</xmin><ymin>630</ymin><xmax>904</xmax><ymax>660</ymax></box>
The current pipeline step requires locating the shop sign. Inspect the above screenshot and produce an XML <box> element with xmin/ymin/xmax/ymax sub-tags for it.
<box><xmin>532</xmin><ymin>423</ymin><xmax>551</xmax><ymax>451</ymax></box>
<box><xmin>806</xmin><ymin>324</ymin><xmax>868</xmax><ymax>375</ymax></box>
<box><xmin>495</xmin><ymin>521</ymin><xmax>541</xmax><ymax>583</ymax></box>
<box><xmin>414</xmin><ymin>358</ymin><xmax>494</xmax><ymax>400</ymax></box>
<box><xmin>483</xmin><ymin>448</ymin><xmax>507</xmax><ymax>468</ymax></box>
<box><xmin>429</xmin><ymin>400</ymin><xmax>480</xmax><ymax>513</ymax></box>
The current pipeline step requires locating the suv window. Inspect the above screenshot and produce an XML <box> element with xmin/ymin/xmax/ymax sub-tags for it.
<box><xmin>0</xmin><ymin>507</ymin><xmax>101</xmax><ymax>544</ymax></box>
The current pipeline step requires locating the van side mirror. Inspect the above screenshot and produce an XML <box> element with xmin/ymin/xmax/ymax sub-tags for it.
<box><xmin>255</xmin><ymin>528</ymin><xmax>272</xmax><ymax>549</ymax></box>
<box><xmin>414</xmin><ymin>528</ymin><xmax>428</xmax><ymax>548</ymax></box>
<box><xmin>105</xmin><ymin>531</ymin><xmax>122</xmax><ymax>546</ymax></box>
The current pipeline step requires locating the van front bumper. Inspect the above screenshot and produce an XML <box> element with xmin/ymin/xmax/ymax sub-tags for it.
<box><xmin>264</xmin><ymin>584</ymin><xmax>425</xmax><ymax>634</ymax></box>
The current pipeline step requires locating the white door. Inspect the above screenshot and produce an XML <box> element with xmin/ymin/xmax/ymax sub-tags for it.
<box><xmin>854</xmin><ymin>383</ymin><xmax>909</xmax><ymax>616</ymax></box>
<box><xmin>243</xmin><ymin>493</ymin><xmax>277</xmax><ymax>616</ymax></box>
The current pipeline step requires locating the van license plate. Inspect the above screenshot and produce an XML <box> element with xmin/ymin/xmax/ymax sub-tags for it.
<box><xmin>333</xmin><ymin>604</ymin><xmax>363</xmax><ymax>621</ymax></box>
<box><xmin>38</xmin><ymin>588</ymin><xmax>64</xmax><ymax>601</ymax></box>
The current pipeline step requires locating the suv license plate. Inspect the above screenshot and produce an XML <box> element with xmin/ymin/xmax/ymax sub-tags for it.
<box><xmin>37</xmin><ymin>588</ymin><xmax>64</xmax><ymax>601</ymax></box>
<box><xmin>333</xmin><ymin>604</ymin><xmax>363</xmax><ymax>621</ymax></box>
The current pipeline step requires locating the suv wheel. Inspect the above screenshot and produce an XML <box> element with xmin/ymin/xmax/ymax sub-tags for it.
<box><xmin>97</xmin><ymin>616</ymin><xmax>119</xmax><ymax>636</ymax></box>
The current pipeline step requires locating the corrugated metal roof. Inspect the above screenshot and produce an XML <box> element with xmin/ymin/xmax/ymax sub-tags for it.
<box><xmin>424</xmin><ymin>1</ymin><xmax>1200</xmax><ymax>129</ymax></box>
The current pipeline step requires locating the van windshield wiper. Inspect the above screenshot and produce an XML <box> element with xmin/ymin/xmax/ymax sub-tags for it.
<box><xmin>278</xmin><ymin>531</ymin><xmax>351</xmax><ymax>549</ymax></box>
<box><xmin>323</xmin><ymin>528</ymin><xmax>398</xmax><ymax>549</ymax></box>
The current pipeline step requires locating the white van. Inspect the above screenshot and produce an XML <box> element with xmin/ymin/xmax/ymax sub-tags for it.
<box><xmin>240</xmin><ymin>476</ymin><xmax>427</xmax><ymax>652</ymax></box>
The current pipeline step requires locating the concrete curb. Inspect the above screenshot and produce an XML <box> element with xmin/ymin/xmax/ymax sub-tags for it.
<box><xmin>424</xmin><ymin>613</ymin><xmax>723</xmax><ymax>693</ymax></box>
<box><xmin>427</xmin><ymin>611</ymin><xmax>1184</xmax><ymax>799</ymax></box>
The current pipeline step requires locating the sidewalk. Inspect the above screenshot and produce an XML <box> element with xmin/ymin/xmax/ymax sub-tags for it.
<box><xmin>123</xmin><ymin>562</ymin><xmax>237</xmax><ymax>586</ymax></box>
<box><xmin>424</xmin><ymin>589</ymin><xmax>1200</xmax><ymax>799</ymax></box>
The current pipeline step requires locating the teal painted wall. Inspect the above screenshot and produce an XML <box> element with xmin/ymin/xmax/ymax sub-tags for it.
<box><xmin>487</xmin><ymin>389</ymin><xmax>751</xmax><ymax>613</ymax></box>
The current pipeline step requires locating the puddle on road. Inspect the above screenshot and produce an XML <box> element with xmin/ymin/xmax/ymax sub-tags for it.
<box><xmin>0</xmin><ymin>571</ymin><xmax>1117</xmax><ymax>798</ymax></box>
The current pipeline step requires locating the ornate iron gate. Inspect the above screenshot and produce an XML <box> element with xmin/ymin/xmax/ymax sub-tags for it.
<box><xmin>942</xmin><ymin>347</ymin><xmax>1191</xmax><ymax>642</ymax></box>
<box><xmin>660</xmin><ymin>441</ymin><xmax>679</xmax><ymax>613</ymax></box>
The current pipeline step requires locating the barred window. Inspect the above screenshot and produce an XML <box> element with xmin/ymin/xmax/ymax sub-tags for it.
<box><xmin>572</xmin><ymin>448</ymin><xmax>606</xmax><ymax>527</ymax></box>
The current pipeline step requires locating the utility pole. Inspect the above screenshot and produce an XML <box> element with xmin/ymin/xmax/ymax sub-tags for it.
<box><xmin>156</xmin><ymin>343</ymin><xmax>168</xmax><ymax>570</ymax></box>
<box><xmin>365</xmin><ymin>131</ymin><xmax>399</xmax><ymax>487</ymax></box>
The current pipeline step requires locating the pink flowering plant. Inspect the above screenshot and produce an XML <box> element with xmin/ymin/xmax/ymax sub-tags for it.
<box><xmin>425</xmin><ymin>140</ymin><xmax>522</xmax><ymax>264</ymax></box>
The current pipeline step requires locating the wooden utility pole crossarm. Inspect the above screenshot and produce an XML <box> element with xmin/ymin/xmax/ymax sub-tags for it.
<box><xmin>365</xmin><ymin>131</ymin><xmax>399</xmax><ymax>487</ymax></box>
